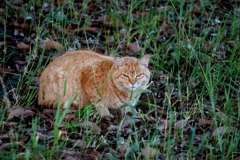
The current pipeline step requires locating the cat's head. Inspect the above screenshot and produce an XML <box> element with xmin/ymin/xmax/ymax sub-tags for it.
<box><xmin>112</xmin><ymin>55</ymin><xmax>151</xmax><ymax>92</ymax></box>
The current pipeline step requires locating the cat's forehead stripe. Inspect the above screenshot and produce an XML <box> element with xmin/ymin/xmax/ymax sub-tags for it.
<box><xmin>122</xmin><ymin>57</ymin><xmax>139</xmax><ymax>74</ymax></box>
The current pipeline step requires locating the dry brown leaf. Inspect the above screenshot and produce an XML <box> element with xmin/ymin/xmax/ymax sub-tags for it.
<box><xmin>107</xmin><ymin>124</ymin><xmax>118</xmax><ymax>130</ymax></box>
<box><xmin>40</xmin><ymin>38</ymin><xmax>64</xmax><ymax>50</ymax></box>
<box><xmin>0</xmin><ymin>8</ymin><xmax>6</xmax><ymax>13</ymax></box>
<box><xmin>68</xmin><ymin>139</ymin><xmax>87</xmax><ymax>148</ymax></box>
<box><xmin>216</xmin><ymin>112</ymin><xmax>229</xmax><ymax>121</ymax></box>
<box><xmin>80</xmin><ymin>121</ymin><xmax>101</xmax><ymax>133</ymax></box>
<box><xmin>65</xmin><ymin>156</ymin><xmax>76</xmax><ymax>160</ymax></box>
<box><xmin>160</xmin><ymin>22</ymin><xmax>173</xmax><ymax>29</ymax></box>
<box><xmin>81</xmin><ymin>27</ymin><xmax>99</xmax><ymax>34</ymax></box>
<box><xmin>8</xmin><ymin>4</ymin><xmax>23</xmax><ymax>12</ymax></box>
<box><xmin>233</xmin><ymin>156</ymin><xmax>240</xmax><ymax>160</ymax></box>
<box><xmin>43</xmin><ymin>109</ymin><xmax>56</xmax><ymax>114</ymax></box>
<box><xmin>174</xmin><ymin>120</ymin><xmax>188</xmax><ymax>129</ymax></box>
<box><xmin>20</xmin><ymin>23</ymin><xmax>30</xmax><ymax>29</ymax></box>
<box><xmin>59</xmin><ymin>130</ymin><xmax>68</xmax><ymax>135</ymax></box>
<box><xmin>94</xmin><ymin>16</ymin><xmax>126</xmax><ymax>28</ymax></box>
<box><xmin>105</xmin><ymin>153</ymin><xmax>116</xmax><ymax>159</ymax></box>
<box><xmin>3</xmin><ymin>121</ymin><xmax>18</xmax><ymax>127</ymax></box>
<box><xmin>121</xmin><ymin>118</ymin><xmax>141</xmax><ymax>128</ymax></box>
<box><xmin>91</xmin><ymin>150</ymin><xmax>101</xmax><ymax>160</ymax></box>
<box><xmin>8</xmin><ymin>107</ymin><xmax>34</xmax><ymax>120</ymax></box>
<box><xmin>64</xmin><ymin>114</ymin><xmax>76</xmax><ymax>120</ymax></box>
<box><xmin>212</xmin><ymin>126</ymin><xmax>237</xmax><ymax>137</ymax></box>
<box><xmin>17</xmin><ymin>42</ymin><xmax>30</xmax><ymax>49</ymax></box>
<box><xmin>14</xmin><ymin>60</ymin><xmax>26</xmax><ymax>65</ymax></box>
<box><xmin>157</xmin><ymin>119</ymin><xmax>168</xmax><ymax>131</ymax></box>
<box><xmin>11</xmin><ymin>0</ymin><xmax>24</xmax><ymax>5</ymax></box>
<box><xmin>141</xmin><ymin>146</ymin><xmax>158</xmax><ymax>159</ymax></box>
<box><xmin>127</xmin><ymin>43</ymin><xmax>141</xmax><ymax>52</ymax></box>
<box><xmin>157</xmin><ymin>6</ymin><xmax>170</xmax><ymax>12</ymax></box>
<box><xmin>198</xmin><ymin>119</ymin><xmax>214</xmax><ymax>127</ymax></box>
<box><xmin>0</xmin><ymin>68</ymin><xmax>15</xmax><ymax>74</ymax></box>
<box><xmin>118</xmin><ymin>143</ymin><xmax>128</xmax><ymax>154</ymax></box>
<box><xmin>0</xmin><ymin>142</ymin><xmax>23</xmax><ymax>150</ymax></box>
<box><xmin>156</xmin><ymin>107</ymin><xmax>167</xmax><ymax>116</ymax></box>
<box><xmin>36</xmin><ymin>132</ymin><xmax>52</xmax><ymax>141</ymax></box>
<box><xmin>137</xmin><ymin>11</ymin><xmax>149</xmax><ymax>17</ymax></box>
<box><xmin>54</xmin><ymin>0</ymin><xmax>69</xmax><ymax>5</ymax></box>
<box><xmin>0</xmin><ymin>134</ymin><xmax>9</xmax><ymax>139</ymax></box>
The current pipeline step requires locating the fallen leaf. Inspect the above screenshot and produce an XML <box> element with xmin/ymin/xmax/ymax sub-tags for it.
<box><xmin>121</xmin><ymin>118</ymin><xmax>141</xmax><ymax>128</ymax></box>
<box><xmin>14</xmin><ymin>60</ymin><xmax>26</xmax><ymax>65</ymax></box>
<box><xmin>8</xmin><ymin>4</ymin><xmax>23</xmax><ymax>12</ymax></box>
<box><xmin>105</xmin><ymin>153</ymin><xmax>117</xmax><ymax>160</ymax></box>
<box><xmin>127</xmin><ymin>43</ymin><xmax>141</xmax><ymax>52</ymax></box>
<box><xmin>20</xmin><ymin>23</ymin><xmax>29</xmax><ymax>29</ymax></box>
<box><xmin>0</xmin><ymin>8</ymin><xmax>6</xmax><ymax>13</ymax></box>
<box><xmin>8</xmin><ymin>107</ymin><xmax>34</xmax><ymax>120</ymax></box>
<box><xmin>94</xmin><ymin>16</ymin><xmax>126</xmax><ymax>28</ymax></box>
<box><xmin>59</xmin><ymin>130</ymin><xmax>68</xmax><ymax>135</ymax></box>
<box><xmin>136</xmin><ymin>11</ymin><xmax>149</xmax><ymax>17</ymax></box>
<box><xmin>157</xmin><ymin>119</ymin><xmax>168</xmax><ymax>131</ymax></box>
<box><xmin>174</xmin><ymin>120</ymin><xmax>188</xmax><ymax>129</ymax></box>
<box><xmin>212</xmin><ymin>126</ymin><xmax>237</xmax><ymax>137</ymax></box>
<box><xmin>2</xmin><ymin>121</ymin><xmax>18</xmax><ymax>127</ymax></box>
<box><xmin>80</xmin><ymin>27</ymin><xmax>99</xmax><ymax>34</ymax></box>
<box><xmin>156</xmin><ymin>107</ymin><xmax>167</xmax><ymax>116</ymax></box>
<box><xmin>36</xmin><ymin>132</ymin><xmax>52</xmax><ymax>141</ymax></box>
<box><xmin>216</xmin><ymin>112</ymin><xmax>229</xmax><ymax>121</ymax></box>
<box><xmin>107</xmin><ymin>124</ymin><xmax>118</xmax><ymax>130</ymax></box>
<box><xmin>0</xmin><ymin>68</ymin><xmax>15</xmax><ymax>74</ymax></box>
<box><xmin>198</xmin><ymin>119</ymin><xmax>214</xmax><ymax>127</ymax></box>
<box><xmin>91</xmin><ymin>150</ymin><xmax>101</xmax><ymax>160</ymax></box>
<box><xmin>0</xmin><ymin>142</ymin><xmax>23</xmax><ymax>150</ymax></box>
<box><xmin>141</xmin><ymin>146</ymin><xmax>158</xmax><ymax>159</ymax></box>
<box><xmin>54</xmin><ymin>0</ymin><xmax>69</xmax><ymax>5</ymax></box>
<box><xmin>0</xmin><ymin>134</ymin><xmax>9</xmax><ymax>139</ymax></box>
<box><xmin>11</xmin><ymin>0</ymin><xmax>24</xmax><ymax>5</ymax></box>
<box><xmin>40</xmin><ymin>38</ymin><xmax>64</xmax><ymax>50</ymax></box>
<box><xmin>233</xmin><ymin>156</ymin><xmax>240</xmax><ymax>160</ymax></box>
<box><xmin>118</xmin><ymin>137</ymin><xmax>125</xmax><ymax>145</ymax></box>
<box><xmin>68</xmin><ymin>139</ymin><xmax>87</xmax><ymax>148</ymax></box>
<box><xmin>160</xmin><ymin>22</ymin><xmax>173</xmax><ymax>29</ymax></box>
<box><xmin>17</xmin><ymin>42</ymin><xmax>30</xmax><ymax>49</ymax></box>
<box><xmin>80</xmin><ymin>121</ymin><xmax>101</xmax><ymax>133</ymax></box>
<box><xmin>65</xmin><ymin>156</ymin><xmax>76</xmax><ymax>160</ymax></box>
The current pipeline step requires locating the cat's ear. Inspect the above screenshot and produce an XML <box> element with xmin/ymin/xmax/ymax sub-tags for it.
<box><xmin>139</xmin><ymin>55</ymin><xmax>150</xmax><ymax>68</ymax></box>
<box><xmin>113</xmin><ymin>57</ymin><xmax>124</xmax><ymax>69</ymax></box>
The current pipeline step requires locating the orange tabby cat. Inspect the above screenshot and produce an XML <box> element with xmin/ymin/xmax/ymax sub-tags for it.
<box><xmin>38</xmin><ymin>50</ymin><xmax>150</xmax><ymax>117</ymax></box>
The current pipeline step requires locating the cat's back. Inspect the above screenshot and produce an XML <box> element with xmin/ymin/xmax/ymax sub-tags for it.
<box><xmin>42</xmin><ymin>50</ymin><xmax>113</xmax><ymax>74</ymax></box>
<box><xmin>50</xmin><ymin>50</ymin><xmax>112</xmax><ymax>65</ymax></box>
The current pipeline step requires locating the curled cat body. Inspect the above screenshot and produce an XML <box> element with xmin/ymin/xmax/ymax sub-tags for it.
<box><xmin>38</xmin><ymin>50</ymin><xmax>150</xmax><ymax>118</ymax></box>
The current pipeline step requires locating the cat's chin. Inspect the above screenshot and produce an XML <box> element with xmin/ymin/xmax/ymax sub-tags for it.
<box><xmin>127</xmin><ymin>87</ymin><xmax>138</xmax><ymax>91</ymax></box>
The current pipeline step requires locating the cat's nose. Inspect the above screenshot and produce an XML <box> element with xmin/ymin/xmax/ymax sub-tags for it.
<box><xmin>130</xmin><ymin>82</ymin><xmax>137</xmax><ymax>88</ymax></box>
<box><xmin>129</xmin><ymin>79</ymin><xmax>136</xmax><ymax>85</ymax></box>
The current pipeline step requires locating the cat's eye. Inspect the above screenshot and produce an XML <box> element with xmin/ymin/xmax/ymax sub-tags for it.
<box><xmin>136</xmin><ymin>73</ymin><xmax>143</xmax><ymax>78</ymax></box>
<box><xmin>122</xmin><ymin>74</ymin><xmax>129</xmax><ymax>78</ymax></box>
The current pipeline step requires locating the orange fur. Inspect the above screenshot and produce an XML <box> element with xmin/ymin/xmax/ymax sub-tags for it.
<box><xmin>38</xmin><ymin>50</ymin><xmax>150</xmax><ymax>117</ymax></box>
